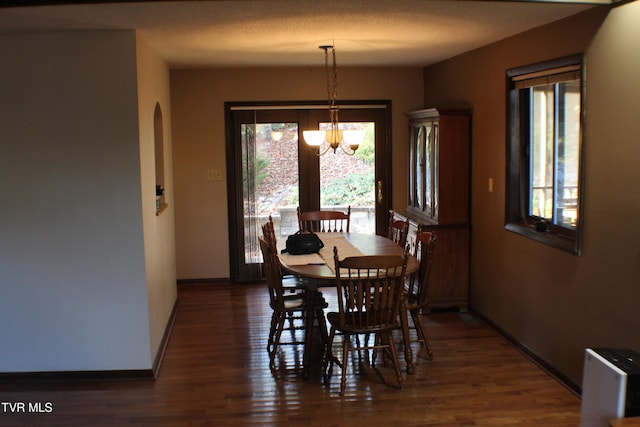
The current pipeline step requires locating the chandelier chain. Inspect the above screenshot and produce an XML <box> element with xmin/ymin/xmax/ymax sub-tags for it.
<box><xmin>331</xmin><ymin>46</ymin><xmax>338</xmax><ymax>107</ymax></box>
<box><xmin>303</xmin><ymin>44</ymin><xmax>361</xmax><ymax>156</ymax></box>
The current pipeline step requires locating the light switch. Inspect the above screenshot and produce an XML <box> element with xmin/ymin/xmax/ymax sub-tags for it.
<box><xmin>488</xmin><ymin>177</ymin><xmax>494</xmax><ymax>193</ymax></box>
<box><xmin>207</xmin><ymin>169</ymin><xmax>223</xmax><ymax>182</ymax></box>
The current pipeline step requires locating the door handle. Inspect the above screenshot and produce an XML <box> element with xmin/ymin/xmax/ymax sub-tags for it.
<box><xmin>377</xmin><ymin>180</ymin><xmax>383</xmax><ymax>204</ymax></box>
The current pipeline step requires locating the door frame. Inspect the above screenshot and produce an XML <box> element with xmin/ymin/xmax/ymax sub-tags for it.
<box><xmin>224</xmin><ymin>100</ymin><xmax>392</xmax><ymax>282</ymax></box>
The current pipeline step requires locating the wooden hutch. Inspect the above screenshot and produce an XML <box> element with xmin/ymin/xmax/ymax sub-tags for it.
<box><xmin>393</xmin><ymin>108</ymin><xmax>471</xmax><ymax>312</ymax></box>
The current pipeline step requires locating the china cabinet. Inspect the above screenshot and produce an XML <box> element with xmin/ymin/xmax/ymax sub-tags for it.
<box><xmin>395</xmin><ymin>108</ymin><xmax>471</xmax><ymax>312</ymax></box>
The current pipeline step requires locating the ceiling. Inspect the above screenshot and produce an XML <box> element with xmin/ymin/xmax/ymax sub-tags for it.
<box><xmin>0</xmin><ymin>0</ymin><xmax>603</xmax><ymax>68</ymax></box>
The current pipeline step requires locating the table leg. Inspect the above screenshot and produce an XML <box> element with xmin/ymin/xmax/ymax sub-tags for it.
<box><xmin>302</xmin><ymin>279</ymin><xmax>328</xmax><ymax>379</ymax></box>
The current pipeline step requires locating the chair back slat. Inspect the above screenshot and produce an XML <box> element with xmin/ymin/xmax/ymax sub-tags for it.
<box><xmin>297</xmin><ymin>206</ymin><xmax>351</xmax><ymax>233</ymax></box>
<box><xmin>387</xmin><ymin>212</ymin><xmax>409</xmax><ymax>248</ymax></box>
<box><xmin>259</xmin><ymin>236</ymin><xmax>285</xmax><ymax>309</ymax></box>
<box><xmin>261</xmin><ymin>216</ymin><xmax>278</xmax><ymax>252</ymax></box>
<box><xmin>333</xmin><ymin>247</ymin><xmax>408</xmax><ymax>331</ymax></box>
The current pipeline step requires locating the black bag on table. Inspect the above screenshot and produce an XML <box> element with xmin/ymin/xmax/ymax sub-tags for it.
<box><xmin>282</xmin><ymin>231</ymin><xmax>324</xmax><ymax>255</ymax></box>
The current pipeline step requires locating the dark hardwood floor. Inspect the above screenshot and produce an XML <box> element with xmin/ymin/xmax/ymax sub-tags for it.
<box><xmin>0</xmin><ymin>283</ymin><xmax>581</xmax><ymax>426</ymax></box>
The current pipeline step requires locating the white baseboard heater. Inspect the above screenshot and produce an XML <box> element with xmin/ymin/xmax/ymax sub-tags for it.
<box><xmin>581</xmin><ymin>348</ymin><xmax>640</xmax><ymax>427</ymax></box>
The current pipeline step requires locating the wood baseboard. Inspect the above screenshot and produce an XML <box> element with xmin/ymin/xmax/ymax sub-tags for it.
<box><xmin>152</xmin><ymin>298</ymin><xmax>179</xmax><ymax>378</ymax></box>
<box><xmin>470</xmin><ymin>307</ymin><xmax>581</xmax><ymax>397</ymax></box>
<box><xmin>0</xmin><ymin>369</ymin><xmax>154</xmax><ymax>385</ymax></box>
<box><xmin>177</xmin><ymin>277</ymin><xmax>231</xmax><ymax>285</ymax></box>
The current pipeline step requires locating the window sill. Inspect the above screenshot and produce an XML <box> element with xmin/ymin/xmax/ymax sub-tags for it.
<box><xmin>505</xmin><ymin>221</ymin><xmax>581</xmax><ymax>255</ymax></box>
<box><xmin>156</xmin><ymin>203</ymin><xmax>168</xmax><ymax>216</ymax></box>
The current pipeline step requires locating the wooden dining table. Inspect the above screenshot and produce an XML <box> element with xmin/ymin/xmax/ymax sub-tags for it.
<box><xmin>278</xmin><ymin>232</ymin><xmax>421</xmax><ymax>375</ymax></box>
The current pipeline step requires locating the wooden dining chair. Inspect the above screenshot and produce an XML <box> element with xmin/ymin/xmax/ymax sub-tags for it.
<box><xmin>323</xmin><ymin>246</ymin><xmax>409</xmax><ymax>396</ymax></box>
<box><xmin>297</xmin><ymin>206</ymin><xmax>351</xmax><ymax>233</ymax></box>
<box><xmin>401</xmin><ymin>230</ymin><xmax>437</xmax><ymax>362</ymax></box>
<box><xmin>259</xmin><ymin>236</ymin><xmax>328</xmax><ymax>377</ymax></box>
<box><xmin>387</xmin><ymin>212</ymin><xmax>409</xmax><ymax>248</ymax></box>
<box><xmin>262</xmin><ymin>216</ymin><xmax>306</xmax><ymax>290</ymax></box>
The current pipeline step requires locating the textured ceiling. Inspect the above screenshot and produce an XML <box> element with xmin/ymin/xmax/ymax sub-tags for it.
<box><xmin>0</xmin><ymin>0</ymin><xmax>598</xmax><ymax>68</ymax></box>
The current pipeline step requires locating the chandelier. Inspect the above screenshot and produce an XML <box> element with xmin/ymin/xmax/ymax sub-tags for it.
<box><xmin>303</xmin><ymin>45</ymin><xmax>364</xmax><ymax>156</ymax></box>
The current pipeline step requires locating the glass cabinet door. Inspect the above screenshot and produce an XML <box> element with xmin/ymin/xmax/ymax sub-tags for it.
<box><xmin>429</xmin><ymin>122</ymin><xmax>438</xmax><ymax>221</ymax></box>
<box><xmin>409</xmin><ymin>122</ymin><xmax>424</xmax><ymax>212</ymax></box>
<box><xmin>423</xmin><ymin>123</ymin><xmax>433</xmax><ymax>218</ymax></box>
<box><xmin>409</xmin><ymin>125</ymin><xmax>415</xmax><ymax>208</ymax></box>
<box><xmin>408</xmin><ymin>118</ymin><xmax>438</xmax><ymax>221</ymax></box>
<box><xmin>415</xmin><ymin>125</ymin><xmax>424</xmax><ymax>210</ymax></box>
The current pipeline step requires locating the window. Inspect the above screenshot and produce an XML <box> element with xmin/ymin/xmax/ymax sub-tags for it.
<box><xmin>505</xmin><ymin>54</ymin><xmax>584</xmax><ymax>255</ymax></box>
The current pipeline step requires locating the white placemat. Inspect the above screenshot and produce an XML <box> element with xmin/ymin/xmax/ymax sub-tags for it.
<box><xmin>278</xmin><ymin>253</ymin><xmax>325</xmax><ymax>266</ymax></box>
<box><xmin>317</xmin><ymin>233</ymin><xmax>364</xmax><ymax>272</ymax></box>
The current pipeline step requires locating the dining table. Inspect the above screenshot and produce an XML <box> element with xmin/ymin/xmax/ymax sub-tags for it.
<box><xmin>278</xmin><ymin>232</ymin><xmax>421</xmax><ymax>375</ymax></box>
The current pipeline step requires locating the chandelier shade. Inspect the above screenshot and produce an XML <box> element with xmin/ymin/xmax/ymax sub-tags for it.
<box><xmin>302</xmin><ymin>130</ymin><xmax>325</xmax><ymax>146</ymax></box>
<box><xmin>342</xmin><ymin>130</ymin><xmax>365</xmax><ymax>150</ymax></box>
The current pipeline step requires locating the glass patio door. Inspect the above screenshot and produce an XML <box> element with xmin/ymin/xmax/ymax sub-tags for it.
<box><xmin>319</xmin><ymin>121</ymin><xmax>375</xmax><ymax>233</ymax></box>
<box><xmin>243</xmin><ymin>120</ymin><xmax>301</xmax><ymax>269</ymax></box>
<box><xmin>226</xmin><ymin>103</ymin><xmax>391</xmax><ymax>282</ymax></box>
<box><xmin>312</xmin><ymin>106</ymin><xmax>390</xmax><ymax>235</ymax></box>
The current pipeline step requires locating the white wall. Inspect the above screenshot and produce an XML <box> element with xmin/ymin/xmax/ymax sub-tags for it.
<box><xmin>136</xmin><ymin>34</ymin><xmax>178</xmax><ymax>364</ymax></box>
<box><xmin>0</xmin><ymin>31</ymin><xmax>153</xmax><ymax>372</ymax></box>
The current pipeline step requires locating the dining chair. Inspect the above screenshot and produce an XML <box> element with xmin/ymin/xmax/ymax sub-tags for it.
<box><xmin>401</xmin><ymin>230</ymin><xmax>437</xmax><ymax>362</ymax></box>
<box><xmin>262</xmin><ymin>216</ymin><xmax>306</xmax><ymax>291</ymax></box>
<box><xmin>259</xmin><ymin>236</ymin><xmax>328</xmax><ymax>377</ymax></box>
<box><xmin>323</xmin><ymin>246</ymin><xmax>409</xmax><ymax>396</ymax></box>
<box><xmin>297</xmin><ymin>206</ymin><xmax>351</xmax><ymax>233</ymax></box>
<box><xmin>387</xmin><ymin>212</ymin><xmax>409</xmax><ymax>248</ymax></box>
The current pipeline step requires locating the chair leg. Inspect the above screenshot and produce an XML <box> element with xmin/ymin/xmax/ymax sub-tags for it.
<box><xmin>267</xmin><ymin>311</ymin><xmax>278</xmax><ymax>354</ymax></box>
<box><xmin>410</xmin><ymin>310</ymin><xmax>434</xmax><ymax>360</ymax></box>
<box><xmin>290</xmin><ymin>311</ymin><xmax>301</xmax><ymax>343</ymax></box>
<box><xmin>371</xmin><ymin>334</ymin><xmax>379</xmax><ymax>367</ymax></box>
<box><xmin>269</xmin><ymin>312</ymin><xmax>286</xmax><ymax>369</ymax></box>
<box><xmin>384</xmin><ymin>331</ymin><xmax>403</xmax><ymax>389</ymax></box>
<box><xmin>340</xmin><ymin>333</ymin><xmax>350</xmax><ymax>396</ymax></box>
<box><xmin>322</xmin><ymin>327</ymin><xmax>337</xmax><ymax>387</ymax></box>
<box><xmin>399</xmin><ymin>303</ymin><xmax>415</xmax><ymax>374</ymax></box>
<box><xmin>302</xmin><ymin>306</ymin><xmax>313</xmax><ymax>379</ymax></box>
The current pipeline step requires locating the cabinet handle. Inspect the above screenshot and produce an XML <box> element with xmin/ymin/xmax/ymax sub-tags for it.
<box><xmin>377</xmin><ymin>180</ymin><xmax>383</xmax><ymax>204</ymax></box>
